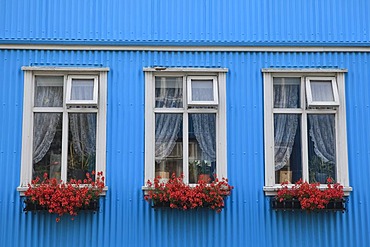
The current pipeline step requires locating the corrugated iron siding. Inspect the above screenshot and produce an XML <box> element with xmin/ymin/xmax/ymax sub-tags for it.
<box><xmin>0</xmin><ymin>50</ymin><xmax>369</xmax><ymax>247</ymax></box>
<box><xmin>1</xmin><ymin>0</ymin><xmax>370</xmax><ymax>45</ymax></box>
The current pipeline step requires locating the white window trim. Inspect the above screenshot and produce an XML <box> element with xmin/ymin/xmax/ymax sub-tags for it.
<box><xmin>187</xmin><ymin>75</ymin><xmax>219</xmax><ymax>105</ymax></box>
<box><xmin>18</xmin><ymin>67</ymin><xmax>108</xmax><ymax>193</ymax></box>
<box><xmin>66</xmin><ymin>75</ymin><xmax>99</xmax><ymax>106</ymax></box>
<box><xmin>143</xmin><ymin>68</ymin><xmax>227</xmax><ymax>187</ymax></box>
<box><xmin>262</xmin><ymin>69</ymin><xmax>351</xmax><ymax>196</ymax></box>
<box><xmin>305</xmin><ymin>76</ymin><xmax>340</xmax><ymax>108</ymax></box>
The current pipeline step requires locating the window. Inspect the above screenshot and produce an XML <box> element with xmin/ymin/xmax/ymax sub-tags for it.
<box><xmin>19</xmin><ymin>67</ymin><xmax>108</xmax><ymax>189</ymax></box>
<box><xmin>263</xmin><ymin>69</ymin><xmax>351</xmax><ymax>195</ymax></box>
<box><xmin>144</xmin><ymin>68</ymin><xmax>227</xmax><ymax>185</ymax></box>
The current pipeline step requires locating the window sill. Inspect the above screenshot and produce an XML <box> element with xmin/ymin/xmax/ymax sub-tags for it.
<box><xmin>263</xmin><ymin>185</ymin><xmax>352</xmax><ymax>196</ymax></box>
<box><xmin>17</xmin><ymin>186</ymin><xmax>109</xmax><ymax>196</ymax></box>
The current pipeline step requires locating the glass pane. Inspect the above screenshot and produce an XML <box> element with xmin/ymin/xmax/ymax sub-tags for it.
<box><xmin>71</xmin><ymin>79</ymin><xmax>95</xmax><ymax>101</ymax></box>
<box><xmin>155</xmin><ymin>113</ymin><xmax>183</xmax><ymax>182</ymax></box>
<box><xmin>273</xmin><ymin>77</ymin><xmax>300</xmax><ymax>108</ymax></box>
<box><xmin>188</xmin><ymin>113</ymin><xmax>216</xmax><ymax>183</ymax></box>
<box><xmin>32</xmin><ymin>113</ymin><xmax>62</xmax><ymax>180</ymax></box>
<box><xmin>34</xmin><ymin>76</ymin><xmax>63</xmax><ymax>107</ymax></box>
<box><xmin>155</xmin><ymin>77</ymin><xmax>183</xmax><ymax>108</ymax></box>
<box><xmin>310</xmin><ymin>80</ymin><xmax>334</xmax><ymax>101</ymax></box>
<box><xmin>191</xmin><ymin>80</ymin><xmax>214</xmax><ymax>101</ymax></box>
<box><xmin>308</xmin><ymin>114</ymin><xmax>336</xmax><ymax>183</ymax></box>
<box><xmin>67</xmin><ymin>113</ymin><xmax>97</xmax><ymax>181</ymax></box>
<box><xmin>274</xmin><ymin>114</ymin><xmax>302</xmax><ymax>184</ymax></box>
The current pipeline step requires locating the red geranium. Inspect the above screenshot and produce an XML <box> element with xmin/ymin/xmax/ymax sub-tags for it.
<box><xmin>144</xmin><ymin>174</ymin><xmax>233</xmax><ymax>213</ymax></box>
<box><xmin>25</xmin><ymin>171</ymin><xmax>105</xmax><ymax>222</ymax></box>
<box><xmin>276</xmin><ymin>178</ymin><xmax>344</xmax><ymax>211</ymax></box>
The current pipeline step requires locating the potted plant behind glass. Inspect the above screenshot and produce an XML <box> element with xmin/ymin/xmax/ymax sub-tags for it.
<box><xmin>309</xmin><ymin>155</ymin><xmax>335</xmax><ymax>183</ymax></box>
<box><xmin>68</xmin><ymin>141</ymin><xmax>95</xmax><ymax>180</ymax></box>
<box><xmin>195</xmin><ymin>160</ymin><xmax>212</xmax><ymax>182</ymax></box>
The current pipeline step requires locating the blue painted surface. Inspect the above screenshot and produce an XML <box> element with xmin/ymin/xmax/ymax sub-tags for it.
<box><xmin>0</xmin><ymin>50</ymin><xmax>369</xmax><ymax>246</ymax></box>
<box><xmin>0</xmin><ymin>0</ymin><xmax>370</xmax><ymax>45</ymax></box>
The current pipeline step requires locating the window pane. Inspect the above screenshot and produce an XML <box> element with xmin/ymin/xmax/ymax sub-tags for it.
<box><xmin>34</xmin><ymin>76</ymin><xmax>63</xmax><ymax>107</ymax></box>
<box><xmin>191</xmin><ymin>80</ymin><xmax>214</xmax><ymax>101</ymax></box>
<box><xmin>155</xmin><ymin>113</ymin><xmax>183</xmax><ymax>181</ymax></box>
<box><xmin>274</xmin><ymin>114</ymin><xmax>302</xmax><ymax>183</ymax></box>
<box><xmin>155</xmin><ymin>77</ymin><xmax>183</xmax><ymax>108</ymax></box>
<box><xmin>67</xmin><ymin>113</ymin><xmax>97</xmax><ymax>180</ymax></box>
<box><xmin>33</xmin><ymin>113</ymin><xmax>62</xmax><ymax>179</ymax></box>
<box><xmin>273</xmin><ymin>77</ymin><xmax>300</xmax><ymax>108</ymax></box>
<box><xmin>188</xmin><ymin>113</ymin><xmax>216</xmax><ymax>183</ymax></box>
<box><xmin>310</xmin><ymin>80</ymin><xmax>334</xmax><ymax>101</ymax></box>
<box><xmin>308</xmin><ymin>114</ymin><xmax>336</xmax><ymax>183</ymax></box>
<box><xmin>71</xmin><ymin>79</ymin><xmax>94</xmax><ymax>101</ymax></box>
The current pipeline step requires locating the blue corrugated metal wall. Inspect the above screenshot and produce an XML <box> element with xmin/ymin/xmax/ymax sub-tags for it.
<box><xmin>0</xmin><ymin>50</ymin><xmax>369</xmax><ymax>247</ymax></box>
<box><xmin>0</xmin><ymin>0</ymin><xmax>370</xmax><ymax>45</ymax></box>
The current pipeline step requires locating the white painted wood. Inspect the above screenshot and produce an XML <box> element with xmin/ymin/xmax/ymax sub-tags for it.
<box><xmin>263</xmin><ymin>71</ymin><xmax>350</xmax><ymax>193</ymax></box>
<box><xmin>3</xmin><ymin>44</ymin><xmax>370</xmax><ymax>53</ymax></box>
<box><xmin>187</xmin><ymin>76</ymin><xmax>219</xmax><ymax>106</ymax></box>
<box><xmin>143</xmin><ymin>69</ymin><xmax>228</xmax><ymax>186</ymax></box>
<box><xmin>19</xmin><ymin>68</ymin><xmax>108</xmax><ymax>189</ymax></box>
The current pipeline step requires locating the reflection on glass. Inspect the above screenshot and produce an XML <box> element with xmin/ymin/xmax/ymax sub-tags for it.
<box><xmin>191</xmin><ymin>80</ymin><xmax>214</xmax><ymax>101</ymax></box>
<box><xmin>311</xmin><ymin>81</ymin><xmax>334</xmax><ymax>101</ymax></box>
<box><xmin>71</xmin><ymin>79</ymin><xmax>94</xmax><ymax>101</ymax></box>
<box><xmin>34</xmin><ymin>76</ymin><xmax>63</xmax><ymax>107</ymax></box>
<box><xmin>308</xmin><ymin>114</ymin><xmax>336</xmax><ymax>183</ymax></box>
<box><xmin>273</xmin><ymin>77</ymin><xmax>300</xmax><ymax>108</ymax></box>
<box><xmin>274</xmin><ymin>114</ymin><xmax>302</xmax><ymax>184</ymax></box>
<box><xmin>155</xmin><ymin>77</ymin><xmax>183</xmax><ymax>108</ymax></box>
<box><xmin>32</xmin><ymin>113</ymin><xmax>62</xmax><ymax>180</ymax></box>
<box><xmin>188</xmin><ymin>113</ymin><xmax>216</xmax><ymax>183</ymax></box>
<box><xmin>155</xmin><ymin>113</ymin><xmax>183</xmax><ymax>182</ymax></box>
<box><xmin>67</xmin><ymin>113</ymin><xmax>97</xmax><ymax>180</ymax></box>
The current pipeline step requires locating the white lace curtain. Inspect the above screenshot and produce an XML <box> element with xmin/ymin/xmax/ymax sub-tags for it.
<box><xmin>308</xmin><ymin>115</ymin><xmax>336</xmax><ymax>164</ymax></box>
<box><xmin>33</xmin><ymin>86</ymin><xmax>63</xmax><ymax>164</ymax></box>
<box><xmin>155</xmin><ymin>84</ymin><xmax>183</xmax><ymax>163</ymax></box>
<box><xmin>274</xmin><ymin>84</ymin><xmax>299</xmax><ymax>170</ymax></box>
<box><xmin>69</xmin><ymin>113</ymin><xmax>96</xmax><ymax>161</ymax></box>
<box><xmin>155</xmin><ymin>82</ymin><xmax>216</xmax><ymax>163</ymax></box>
<box><xmin>274</xmin><ymin>83</ymin><xmax>336</xmax><ymax>171</ymax></box>
<box><xmin>192</xmin><ymin>114</ymin><xmax>216</xmax><ymax>162</ymax></box>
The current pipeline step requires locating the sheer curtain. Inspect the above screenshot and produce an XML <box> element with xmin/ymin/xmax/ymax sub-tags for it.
<box><xmin>308</xmin><ymin>115</ymin><xmax>336</xmax><ymax>164</ymax></box>
<box><xmin>69</xmin><ymin>113</ymin><xmax>96</xmax><ymax>163</ymax></box>
<box><xmin>191</xmin><ymin>80</ymin><xmax>214</xmax><ymax>101</ymax></box>
<box><xmin>155</xmin><ymin>80</ymin><xmax>183</xmax><ymax>163</ymax></box>
<box><xmin>191</xmin><ymin>114</ymin><xmax>216</xmax><ymax>162</ymax></box>
<box><xmin>274</xmin><ymin>84</ymin><xmax>299</xmax><ymax>171</ymax></box>
<box><xmin>33</xmin><ymin>86</ymin><xmax>63</xmax><ymax>164</ymax></box>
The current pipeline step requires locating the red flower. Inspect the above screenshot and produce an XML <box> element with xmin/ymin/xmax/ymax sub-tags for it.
<box><xmin>144</xmin><ymin>174</ymin><xmax>233</xmax><ymax>212</ymax></box>
<box><xmin>25</xmin><ymin>171</ymin><xmax>105</xmax><ymax>222</ymax></box>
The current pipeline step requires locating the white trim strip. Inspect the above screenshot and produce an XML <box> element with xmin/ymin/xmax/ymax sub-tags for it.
<box><xmin>22</xmin><ymin>66</ymin><xmax>110</xmax><ymax>71</ymax></box>
<box><xmin>2</xmin><ymin>44</ymin><xmax>370</xmax><ymax>53</ymax></box>
<box><xmin>144</xmin><ymin>67</ymin><xmax>228</xmax><ymax>72</ymax></box>
<box><xmin>262</xmin><ymin>68</ymin><xmax>348</xmax><ymax>73</ymax></box>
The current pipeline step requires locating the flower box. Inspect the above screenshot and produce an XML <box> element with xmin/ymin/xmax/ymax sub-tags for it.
<box><xmin>24</xmin><ymin>171</ymin><xmax>105</xmax><ymax>222</ymax></box>
<box><xmin>23</xmin><ymin>199</ymin><xmax>100</xmax><ymax>212</ymax></box>
<box><xmin>272</xmin><ymin>178</ymin><xmax>346</xmax><ymax>212</ymax></box>
<box><xmin>271</xmin><ymin>198</ymin><xmax>346</xmax><ymax>212</ymax></box>
<box><xmin>144</xmin><ymin>174</ymin><xmax>233</xmax><ymax>213</ymax></box>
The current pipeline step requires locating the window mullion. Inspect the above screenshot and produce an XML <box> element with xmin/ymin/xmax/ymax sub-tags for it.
<box><xmin>301</xmin><ymin>76</ymin><xmax>309</xmax><ymax>182</ymax></box>
<box><xmin>183</xmin><ymin>76</ymin><xmax>189</xmax><ymax>184</ymax></box>
<box><xmin>61</xmin><ymin>108</ymin><xmax>69</xmax><ymax>182</ymax></box>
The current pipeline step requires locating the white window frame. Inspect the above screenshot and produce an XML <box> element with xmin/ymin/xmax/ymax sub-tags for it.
<box><xmin>187</xmin><ymin>75</ymin><xmax>219</xmax><ymax>106</ymax></box>
<box><xmin>143</xmin><ymin>67</ymin><xmax>227</xmax><ymax>187</ymax></box>
<box><xmin>18</xmin><ymin>67</ymin><xmax>108</xmax><ymax>193</ymax></box>
<box><xmin>305</xmin><ymin>76</ymin><xmax>340</xmax><ymax>108</ymax></box>
<box><xmin>262</xmin><ymin>69</ymin><xmax>351</xmax><ymax>195</ymax></box>
<box><xmin>66</xmin><ymin>75</ymin><xmax>99</xmax><ymax>106</ymax></box>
